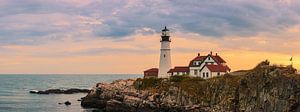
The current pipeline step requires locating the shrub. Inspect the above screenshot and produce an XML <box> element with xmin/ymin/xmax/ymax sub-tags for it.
<box><xmin>134</xmin><ymin>78</ymin><xmax>164</xmax><ymax>90</ymax></box>
<box><xmin>170</xmin><ymin>75</ymin><xmax>185</xmax><ymax>82</ymax></box>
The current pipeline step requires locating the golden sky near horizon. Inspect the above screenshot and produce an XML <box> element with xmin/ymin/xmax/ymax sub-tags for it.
<box><xmin>0</xmin><ymin>0</ymin><xmax>300</xmax><ymax>74</ymax></box>
<box><xmin>0</xmin><ymin>33</ymin><xmax>299</xmax><ymax>74</ymax></box>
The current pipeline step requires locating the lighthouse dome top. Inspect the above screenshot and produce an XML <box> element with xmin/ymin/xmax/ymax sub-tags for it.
<box><xmin>162</xmin><ymin>26</ymin><xmax>169</xmax><ymax>31</ymax></box>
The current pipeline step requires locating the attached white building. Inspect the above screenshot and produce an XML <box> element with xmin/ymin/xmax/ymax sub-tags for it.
<box><xmin>167</xmin><ymin>66</ymin><xmax>190</xmax><ymax>76</ymax></box>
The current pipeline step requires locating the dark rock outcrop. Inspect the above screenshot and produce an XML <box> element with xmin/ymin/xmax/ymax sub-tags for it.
<box><xmin>29</xmin><ymin>88</ymin><xmax>90</xmax><ymax>94</ymax></box>
<box><xmin>64</xmin><ymin>101</ymin><xmax>71</xmax><ymax>105</ymax></box>
<box><xmin>81</xmin><ymin>61</ymin><xmax>300</xmax><ymax>112</ymax></box>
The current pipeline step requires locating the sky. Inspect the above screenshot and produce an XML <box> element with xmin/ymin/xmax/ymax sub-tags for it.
<box><xmin>0</xmin><ymin>0</ymin><xmax>299</xmax><ymax>74</ymax></box>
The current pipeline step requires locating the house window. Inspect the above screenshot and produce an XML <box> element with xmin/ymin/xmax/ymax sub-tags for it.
<box><xmin>217</xmin><ymin>72</ymin><xmax>220</xmax><ymax>76</ymax></box>
<box><xmin>206</xmin><ymin>72</ymin><xmax>209</xmax><ymax>78</ymax></box>
<box><xmin>194</xmin><ymin>70</ymin><xmax>197</xmax><ymax>75</ymax></box>
<box><xmin>208</xmin><ymin>57</ymin><xmax>210</xmax><ymax>60</ymax></box>
<box><xmin>203</xmin><ymin>73</ymin><xmax>205</xmax><ymax>77</ymax></box>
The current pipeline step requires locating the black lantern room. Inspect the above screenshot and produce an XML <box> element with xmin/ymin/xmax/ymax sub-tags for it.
<box><xmin>161</xmin><ymin>26</ymin><xmax>170</xmax><ymax>42</ymax></box>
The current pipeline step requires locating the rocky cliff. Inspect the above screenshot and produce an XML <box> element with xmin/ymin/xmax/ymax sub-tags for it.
<box><xmin>81</xmin><ymin>61</ymin><xmax>300</xmax><ymax>112</ymax></box>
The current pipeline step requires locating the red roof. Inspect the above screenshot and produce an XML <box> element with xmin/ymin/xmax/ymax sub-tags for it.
<box><xmin>144</xmin><ymin>68</ymin><xmax>158</xmax><ymax>72</ymax></box>
<box><xmin>168</xmin><ymin>66</ymin><xmax>190</xmax><ymax>73</ymax></box>
<box><xmin>192</xmin><ymin>56</ymin><xmax>207</xmax><ymax>61</ymax></box>
<box><xmin>189</xmin><ymin>53</ymin><xmax>226</xmax><ymax>66</ymax></box>
<box><xmin>189</xmin><ymin>56</ymin><xmax>207</xmax><ymax>66</ymax></box>
<box><xmin>206</xmin><ymin>65</ymin><xmax>230</xmax><ymax>72</ymax></box>
<box><xmin>212</xmin><ymin>55</ymin><xmax>226</xmax><ymax>63</ymax></box>
<box><xmin>144</xmin><ymin>68</ymin><xmax>158</xmax><ymax>77</ymax></box>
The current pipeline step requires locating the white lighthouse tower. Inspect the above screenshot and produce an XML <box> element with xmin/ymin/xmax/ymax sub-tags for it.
<box><xmin>158</xmin><ymin>26</ymin><xmax>172</xmax><ymax>78</ymax></box>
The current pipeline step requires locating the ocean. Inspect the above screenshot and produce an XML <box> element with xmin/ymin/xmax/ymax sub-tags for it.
<box><xmin>0</xmin><ymin>74</ymin><xmax>141</xmax><ymax>112</ymax></box>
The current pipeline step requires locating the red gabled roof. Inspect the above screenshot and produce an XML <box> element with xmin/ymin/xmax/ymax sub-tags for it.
<box><xmin>212</xmin><ymin>55</ymin><xmax>226</xmax><ymax>63</ymax></box>
<box><xmin>168</xmin><ymin>66</ymin><xmax>190</xmax><ymax>73</ymax></box>
<box><xmin>189</xmin><ymin>53</ymin><xmax>227</xmax><ymax>67</ymax></box>
<box><xmin>206</xmin><ymin>65</ymin><xmax>230</xmax><ymax>72</ymax></box>
<box><xmin>189</xmin><ymin>56</ymin><xmax>207</xmax><ymax>66</ymax></box>
<box><xmin>192</xmin><ymin>56</ymin><xmax>207</xmax><ymax>61</ymax></box>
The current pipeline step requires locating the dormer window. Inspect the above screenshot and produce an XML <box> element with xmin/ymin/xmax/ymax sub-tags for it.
<box><xmin>194</xmin><ymin>61</ymin><xmax>198</xmax><ymax>65</ymax></box>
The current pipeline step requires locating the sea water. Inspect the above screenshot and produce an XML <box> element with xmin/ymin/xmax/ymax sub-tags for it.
<box><xmin>0</xmin><ymin>74</ymin><xmax>141</xmax><ymax>112</ymax></box>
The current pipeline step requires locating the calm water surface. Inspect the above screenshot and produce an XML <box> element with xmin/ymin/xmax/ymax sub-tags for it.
<box><xmin>0</xmin><ymin>74</ymin><xmax>141</xmax><ymax>112</ymax></box>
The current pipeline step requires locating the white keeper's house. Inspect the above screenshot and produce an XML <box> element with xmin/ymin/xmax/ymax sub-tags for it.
<box><xmin>192</xmin><ymin>52</ymin><xmax>230</xmax><ymax>78</ymax></box>
<box><xmin>143</xmin><ymin>27</ymin><xmax>231</xmax><ymax>79</ymax></box>
<box><xmin>167</xmin><ymin>52</ymin><xmax>230</xmax><ymax>79</ymax></box>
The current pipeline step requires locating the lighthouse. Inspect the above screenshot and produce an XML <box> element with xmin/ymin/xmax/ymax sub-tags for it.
<box><xmin>158</xmin><ymin>26</ymin><xmax>172</xmax><ymax>78</ymax></box>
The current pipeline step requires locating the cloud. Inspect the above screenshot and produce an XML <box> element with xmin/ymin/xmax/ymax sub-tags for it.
<box><xmin>1</xmin><ymin>0</ymin><xmax>300</xmax><ymax>43</ymax></box>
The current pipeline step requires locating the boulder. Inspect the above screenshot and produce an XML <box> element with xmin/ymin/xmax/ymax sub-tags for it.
<box><xmin>64</xmin><ymin>101</ymin><xmax>71</xmax><ymax>105</ymax></box>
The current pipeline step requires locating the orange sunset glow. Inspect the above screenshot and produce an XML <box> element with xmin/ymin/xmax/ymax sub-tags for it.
<box><xmin>0</xmin><ymin>0</ymin><xmax>299</xmax><ymax>74</ymax></box>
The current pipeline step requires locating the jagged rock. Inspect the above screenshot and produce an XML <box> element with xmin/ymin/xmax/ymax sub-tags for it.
<box><xmin>81</xmin><ymin>61</ymin><xmax>300</xmax><ymax>112</ymax></box>
<box><xmin>106</xmin><ymin>99</ymin><xmax>136</xmax><ymax>112</ymax></box>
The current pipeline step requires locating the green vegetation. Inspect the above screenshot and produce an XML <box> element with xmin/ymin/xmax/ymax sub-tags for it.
<box><xmin>133</xmin><ymin>74</ymin><xmax>243</xmax><ymax>105</ymax></box>
<box><xmin>133</xmin><ymin>61</ymin><xmax>299</xmax><ymax>107</ymax></box>
<box><xmin>133</xmin><ymin>77</ymin><xmax>165</xmax><ymax>92</ymax></box>
<box><xmin>131</xmin><ymin>61</ymin><xmax>300</xmax><ymax>111</ymax></box>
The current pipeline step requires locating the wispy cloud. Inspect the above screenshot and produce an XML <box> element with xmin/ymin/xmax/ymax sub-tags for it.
<box><xmin>1</xmin><ymin>0</ymin><xmax>300</xmax><ymax>43</ymax></box>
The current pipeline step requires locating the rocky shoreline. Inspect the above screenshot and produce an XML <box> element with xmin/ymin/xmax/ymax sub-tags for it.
<box><xmin>80</xmin><ymin>61</ymin><xmax>300</xmax><ymax>112</ymax></box>
<box><xmin>80</xmin><ymin>79</ymin><xmax>191</xmax><ymax>111</ymax></box>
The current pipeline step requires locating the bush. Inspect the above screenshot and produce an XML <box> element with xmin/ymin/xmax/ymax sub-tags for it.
<box><xmin>134</xmin><ymin>78</ymin><xmax>164</xmax><ymax>90</ymax></box>
<box><xmin>170</xmin><ymin>75</ymin><xmax>186</xmax><ymax>82</ymax></box>
<box><xmin>170</xmin><ymin>75</ymin><xmax>204</xmax><ymax>83</ymax></box>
